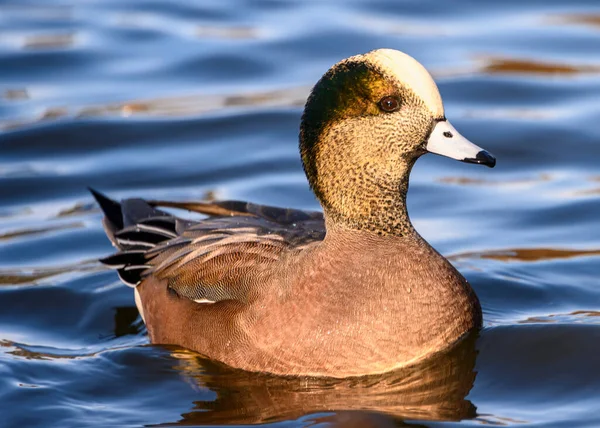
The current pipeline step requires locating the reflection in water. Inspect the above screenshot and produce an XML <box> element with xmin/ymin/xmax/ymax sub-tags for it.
<box><xmin>2</xmin><ymin>89</ymin><xmax>29</xmax><ymax>100</ymax></box>
<box><xmin>23</xmin><ymin>33</ymin><xmax>76</xmax><ymax>50</ymax></box>
<box><xmin>113</xmin><ymin>307</ymin><xmax>146</xmax><ymax>338</ymax></box>
<box><xmin>520</xmin><ymin>310</ymin><xmax>600</xmax><ymax>325</ymax></box>
<box><xmin>85</xmin><ymin>86</ymin><xmax>309</xmax><ymax>118</ymax></box>
<box><xmin>0</xmin><ymin>86</ymin><xmax>310</xmax><ymax>131</ymax></box>
<box><xmin>195</xmin><ymin>26</ymin><xmax>260</xmax><ymax>39</ymax></box>
<box><xmin>438</xmin><ymin>174</ymin><xmax>552</xmax><ymax>187</ymax></box>
<box><xmin>55</xmin><ymin>202</ymin><xmax>97</xmax><ymax>218</ymax></box>
<box><xmin>479</xmin><ymin>56</ymin><xmax>600</xmax><ymax>75</ymax></box>
<box><xmin>570</xmin><ymin>176</ymin><xmax>600</xmax><ymax>196</ymax></box>
<box><xmin>450</xmin><ymin>247</ymin><xmax>600</xmax><ymax>263</ymax></box>
<box><xmin>0</xmin><ymin>222</ymin><xmax>84</xmax><ymax>242</ymax></box>
<box><xmin>156</xmin><ymin>334</ymin><xmax>478</xmax><ymax>426</ymax></box>
<box><xmin>304</xmin><ymin>411</ymin><xmax>403</xmax><ymax>427</ymax></box>
<box><xmin>549</xmin><ymin>14</ymin><xmax>600</xmax><ymax>30</ymax></box>
<box><xmin>574</xmin><ymin>188</ymin><xmax>600</xmax><ymax>196</ymax></box>
<box><xmin>0</xmin><ymin>261</ymin><xmax>99</xmax><ymax>286</ymax></box>
<box><xmin>0</xmin><ymin>339</ymin><xmax>74</xmax><ymax>360</ymax></box>
<box><xmin>440</xmin><ymin>174</ymin><xmax>600</xmax><ymax>198</ymax></box>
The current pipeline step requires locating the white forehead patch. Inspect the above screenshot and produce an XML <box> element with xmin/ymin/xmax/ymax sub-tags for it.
<box><xmin>363</xmin><ymin>49</ymin><xmax>444</xmax><ymax>117</ymax></box>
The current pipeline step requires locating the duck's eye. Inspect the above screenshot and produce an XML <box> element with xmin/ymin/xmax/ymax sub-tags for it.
<box><xmin>378</xmin><ymin>96</ymin><xmax>401</xmax><ymax>113</ymax></box>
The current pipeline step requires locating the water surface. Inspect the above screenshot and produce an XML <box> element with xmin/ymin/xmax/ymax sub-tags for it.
<box><xmin>1</xmin><ymin>0</ymin><xmax>600</xmax><ymax>426</ymax></box>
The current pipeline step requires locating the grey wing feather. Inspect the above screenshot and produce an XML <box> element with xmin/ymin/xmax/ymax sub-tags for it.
<box><xmin>94</xmin><ymin>192</ymin><xmax>325</xmax><ymax>303</ymax></box>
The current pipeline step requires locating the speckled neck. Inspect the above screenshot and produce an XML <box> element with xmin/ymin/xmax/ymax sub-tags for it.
<box><xmin>321</xmin><ymin>157</ymin><xmax>418</xmax><ymax>237</ymax></box>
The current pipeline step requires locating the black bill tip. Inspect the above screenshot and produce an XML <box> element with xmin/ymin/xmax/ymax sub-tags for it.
<box><xmin>463</xmin><ymin>150</ymin><xmax>496</xmax><ymax>168</ymax></box>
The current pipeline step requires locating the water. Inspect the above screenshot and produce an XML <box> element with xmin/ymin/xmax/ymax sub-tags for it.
<box><xmin>1</xmin><ymin>0</ymin><xmax>600</xmax><ymax>426</ymax></box>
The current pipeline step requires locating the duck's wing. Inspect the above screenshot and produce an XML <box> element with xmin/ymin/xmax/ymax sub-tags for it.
<box><xmin>91</xmin><ymin>189</ymin><xmax>324</xmax><ymax>304</ymax></box>
<box><xmin>146</xmin><ymin>199</ymin><xmax>324</xmax><ymax>226</ymax></box>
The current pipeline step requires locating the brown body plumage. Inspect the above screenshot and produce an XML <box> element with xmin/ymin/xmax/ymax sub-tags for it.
<box><xmin>92</xmin><ymin>48</ymin><xmax>495</xmax><ymax>377</ymax></box>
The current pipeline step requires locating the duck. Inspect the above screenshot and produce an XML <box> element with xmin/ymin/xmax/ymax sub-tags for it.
<box><xmin>92</xmin><ymin>48</ymin><xmax>495</xmax><ymax>378</ymax></box>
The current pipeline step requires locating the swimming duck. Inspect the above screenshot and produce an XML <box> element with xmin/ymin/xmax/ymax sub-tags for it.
<box><xmin>92</xmin><ymin>48</ymin><xmax>495</xmax><ymax>378</ymax></box>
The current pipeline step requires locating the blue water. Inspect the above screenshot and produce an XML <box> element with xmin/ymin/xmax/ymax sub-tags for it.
<box><xmin>1</xmin><ymin>0</ymin><xmax>600</xmax><ymax>426</ymax></box>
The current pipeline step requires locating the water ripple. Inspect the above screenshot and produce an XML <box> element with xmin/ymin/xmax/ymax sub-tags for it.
<box><xmin>1</xmin><ymin>0</ymin><xmax>600</xmax><ymax>426</ymax></box>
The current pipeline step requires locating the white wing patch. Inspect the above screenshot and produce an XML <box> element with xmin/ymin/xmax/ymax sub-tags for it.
<box><xmin>193</xmin><ymin>298</ymin><xmax>216</xmax><ymax>304</ymax></box>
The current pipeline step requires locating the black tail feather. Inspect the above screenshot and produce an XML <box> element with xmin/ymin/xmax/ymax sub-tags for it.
<box><xmin>118</xmin><ymin>266</ymin><xmax>151</xmax><ymax>288</ymax></box>
<box><xmin>88</xmin><ymin>187</ymin><xmax>124</xmax><ymax>229</ymax></box>
<box><xmin>90</xmin><ymin>188</ymin><xmax>179</xmax><ymax>285</ymax></box>
<box><xmin>100</xmin><ymin>251</ymin><xmax>148</xmax><ymax>268</ymax></box>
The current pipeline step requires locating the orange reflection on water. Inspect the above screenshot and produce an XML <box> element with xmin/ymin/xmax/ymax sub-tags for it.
<box><xmin>520</xmin><ymin>311</ymin><xmax>600</xmax><ymax>325</ymax></box>
<box><xmin>22</xmin><ymin>33</ymin><xmax>76</xmax><ymax>50</ymax></box>
<box><xmin>166</xmin><ymin>333</ymin><xmax>479</xmax><ymax>425</ymax></box>
<box><xmin>450</xmin><ymin>247</ymin><xmax>600</xmax><ymax>263</ymax></box>
<box><xmin>479</xmin><ymin>56</ymin><xmax>600</xmax><ymax>76</ymax></box>
<box><xmin>0</xmin><ymin>86</ymin><xmax>310</xmax><ymax>131</ymax></box>
<box><xmin>548</xmin><ymin>13</ymin><xmax>600</xmax><ymax>30</ymax></box>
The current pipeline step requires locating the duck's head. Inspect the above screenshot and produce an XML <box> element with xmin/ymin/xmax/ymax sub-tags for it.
<box><xmin>299</xmin><ymin>48</ymin><xmax>495</xmax><ymax>235</ymax></box>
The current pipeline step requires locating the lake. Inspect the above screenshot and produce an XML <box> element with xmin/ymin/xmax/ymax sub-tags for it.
<box><xmin>1</xmin><ymin>0</ymin><xmax>600</xmax><ymax>426</ymax></box>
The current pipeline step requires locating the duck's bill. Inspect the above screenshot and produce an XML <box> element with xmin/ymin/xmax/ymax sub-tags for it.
<box><xmin>426</xmin><ymin>120</ymin><xmax>496</xmax><ymax>168</ymax></box>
